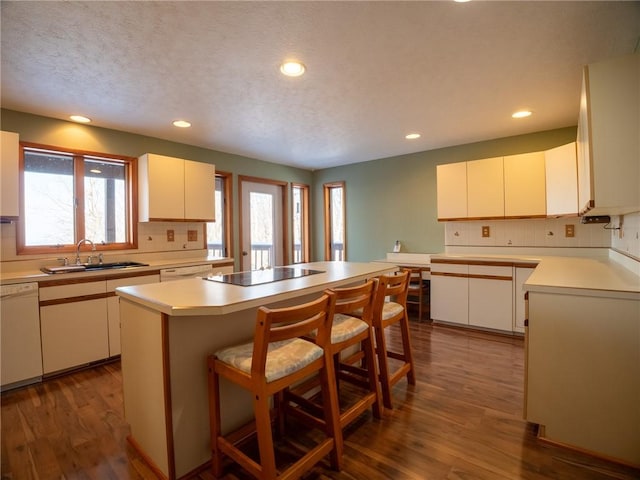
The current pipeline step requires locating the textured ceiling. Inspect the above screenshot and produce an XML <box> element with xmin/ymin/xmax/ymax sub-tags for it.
<box><xmin>1</xmin><ymin>1</ymin><xmax>639</xmax><ymax>170</ymax></box>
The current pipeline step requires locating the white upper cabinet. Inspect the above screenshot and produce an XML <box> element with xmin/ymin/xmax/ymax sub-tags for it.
<box><xmin>1</xmin><ymin>131</ymin><xmax>20</xmax><ymax>218</ymax></box>
<box><xmin>545</xmin><ymin>142</ymin><xmax>578</xmax><ymax>217</ymax></box>
<box><xmin>139</xmin><ymin>153</ymin><xmax>215</xmax><ymax>222</ymax></box>
<box><xmin>184</xmin><ymin>159</ymin><xmax>215</xmax><ymax>221</ymax></box>
<box><xmin>577</xmin><ymin>53</ymin><xmax>639</xmax><ymax>215</ymax></box>
<box><xmin>504</xmin><ymin>152</ymin><xmax>546</xmax><ymax>218</ymax></box>
<box><xmin>436</xmin><ymin>162</ymin><xmax>467</xmax><ymax>220</ymax></box>
<box><xmin>467</xmin><ymin>156</ymin><xmax>504</xmax><ymax>219</ymax></box>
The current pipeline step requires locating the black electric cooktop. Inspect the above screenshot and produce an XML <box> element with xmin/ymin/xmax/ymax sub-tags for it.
<box><xmin>205</xmin><ymin>267</ymin><xmax>325</xmax><ymax>287</ymax></box>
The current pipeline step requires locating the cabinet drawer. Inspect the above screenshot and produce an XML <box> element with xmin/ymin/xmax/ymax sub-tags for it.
<box><xmin>39</xmin><ymin>280</ymin><xmax>106</xmax><ymax>301</ymax></box>
<box><xmin>107</xmin><ymin>274</ymin><xmax>160</xmax><ymax>292</ymax></box>
<box><xmin>468</xmin><ymin>265</ymin><xmax>512</xmax><ymax>279</ymax></box>
<box><xmin>430</xmin><ymin>262</ymin><xmax>468</xmax><ymax>276</ymax></box>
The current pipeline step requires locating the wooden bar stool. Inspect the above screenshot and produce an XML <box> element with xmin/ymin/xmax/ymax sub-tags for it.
<box><xmin>406</xmin><ymin>267</ymin><xmax>430</xmax><ymax>320</ymax></box>
<box><xmin>285</xmin><ymin>279</ymin><xmax>382</xmax><ymax>430</ymax></box>
<box><xmin>371</xmin><ymin>269</ymin><xmax>417</xmax><ymax>409</ymax></box>
<box><xmin>207</xmin><ymin>292</ymin><xmax>342</xmax><ymax>480</ymax></box>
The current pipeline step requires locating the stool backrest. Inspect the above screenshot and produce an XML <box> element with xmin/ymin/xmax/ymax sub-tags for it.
<box><xmin>326</xmin><ymin>278</ymin><xmax>377</xmax><ymax>325</ymax></box>
<box><xmin>373</xmin><ymin>270</ymin><xmax>410</xmax><ymax>314</ymax></box>
<box><xmin>253</xmin><ymin>292</ymin><xmax>336</xmax><ymax>376</ymax></box>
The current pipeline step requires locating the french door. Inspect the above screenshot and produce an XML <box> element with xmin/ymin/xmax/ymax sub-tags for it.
<box><xmin>239</xmin><ymin>177</ymin><xmax>287</xmax><ymax>271</ymax></box>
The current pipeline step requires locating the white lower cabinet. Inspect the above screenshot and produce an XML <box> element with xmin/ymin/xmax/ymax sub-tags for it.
<box><xmin>430</xmin><ymin>262</ymin><xmax>469</xmax><ymax>325</ymax></box>
<box><xmin>431</xmin><ymin>258</ymin><xmax>537</xmax><ymax>333</ymax></box>
<box><xmin>40</xmin><ymin>281</ymin><xmax>109</xmax><ymax>374</ymax></box>
<box><xmin>107</xmin><ymin>274</ymin><xmax>159</xmax><ymax>356</ymax></box>
<box><xmin>40</xmin><ymin>273</ymin><xmax>160</xmax><ymax>374</ymax></box>
<box><xmin>468</xmin><ymin>265</ymin><xmax>513</xmax><ymax>331</ymax></box>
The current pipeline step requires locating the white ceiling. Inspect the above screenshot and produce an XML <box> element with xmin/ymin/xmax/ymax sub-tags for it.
<box><xmin>1</xmin><ymin>1</ymin><xmax>639</xmax><ymax>170</ymax></box>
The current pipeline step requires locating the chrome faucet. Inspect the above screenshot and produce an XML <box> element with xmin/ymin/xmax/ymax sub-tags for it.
<box><xmin>75</xmin><ymin>239</ymin><xmax>95</xmax><ymax>265</ymax></box>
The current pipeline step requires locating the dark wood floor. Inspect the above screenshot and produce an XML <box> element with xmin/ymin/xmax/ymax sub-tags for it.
<box><xmin>2</xmin><ymin>318</ymin><xmax>639</xmax><ymax>480</ymax></box>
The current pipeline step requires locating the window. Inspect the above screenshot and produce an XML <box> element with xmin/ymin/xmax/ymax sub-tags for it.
<box><xmin>207</xmin><ymin>171</ymin><xmax>232</xmax><ymax>258</ymax></box>
<box><xmin>292</xmin><ymin>183</ymin><xmax>310</xmax><ymax>263</ymax></box>
<box><xmin>18</xmin><ymin>144</ymin><xmax>136</xmax><ymax>254</ymax></box>
<box><xmin>323</xmin><ymin>181</ymin><xmax>345</xmax><ymax>261</ymax></box>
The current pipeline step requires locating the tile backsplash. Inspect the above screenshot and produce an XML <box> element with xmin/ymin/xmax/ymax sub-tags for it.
<box><xmin>611</xmin><ymin>212</ymin><xmax>640</xmax><ymax>260</ymax></box>
<box><xmin>445</xmin><ymin>216</ymin><xmax>616</xmax><ymax>250</ymax></box>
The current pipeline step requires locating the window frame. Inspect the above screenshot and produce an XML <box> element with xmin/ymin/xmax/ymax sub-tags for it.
<box><xmin>291</xmin><ymin>183</ymin><xmax>310</xmax><ymax>264</ymax></box>
<box><xmin>323</xmin><ymin>181</ymin><xmax>346</xmax><ymax>261</ymax></box>
<box><xmin>17</xmin><ymin>142</ymin><xmax>138</xmax><ymax>255</ymax></box>
<box><xmin>207</xmin><ymin>170</ymin><xmax>233</xmax><ymax>258</ymax></box>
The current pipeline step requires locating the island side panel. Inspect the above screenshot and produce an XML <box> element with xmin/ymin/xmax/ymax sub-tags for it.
<box><xmin>120</xmin><ymin>299</ymin><xmax>171</xmax><ymax>478</ymax></box>
<box><xmin>167</xmin><ymin>292</ymin><xmax>323</xmax><ymax>478</ymax></box>
<box><xmin>526</xmin><ymin>291</ymin><xmax>640</xmax><ymax>465</ymax></box>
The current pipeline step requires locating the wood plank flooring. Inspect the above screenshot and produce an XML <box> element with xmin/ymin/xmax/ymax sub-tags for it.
<box><xmin>2</xmin><ymin>319</ymin><xmax>639</xmax><ymax>480</ymax></box>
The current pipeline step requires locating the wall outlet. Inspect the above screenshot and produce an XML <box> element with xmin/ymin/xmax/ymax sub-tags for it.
<box><xmin>482</xmin><ymin>226</ymin><xmax>490</xmax><ymax>238</ymax></box>
<box><xmin>166</xmin><ymin>229</ymin><xmax>175</xmax><ymax>242</ymax></box>
<box><xmin>565</xmin><ymin>224</ymin><xmax>575</xmax><ymax>238</ymax></box>
<box><xmin>187</xmin><ymin>230</ymin><xmax>198</xmax><ymax>242</ymax></box>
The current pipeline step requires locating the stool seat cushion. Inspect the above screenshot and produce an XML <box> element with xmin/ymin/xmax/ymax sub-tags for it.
<box><xmin>381</xmin><ymin>301</ymin><xmax>404</xmax><ymax>320</ymax></box>
<box><xmin>331</xmin><ymin>314</ymin><xmax>368</xmax><ymax>344</ymax></box>
<box><xmin>216</xmin><ymin>338</ymin><xmax>323</xmax><ymax>383</ymax></box>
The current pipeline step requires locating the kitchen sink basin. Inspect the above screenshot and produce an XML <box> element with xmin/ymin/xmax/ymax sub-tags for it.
<box><xmin>41</xmin><ymin>261</ymin><xmax>148</xmax><ymax>274</ymax></box>
<box><xmin>83</xmin><ymin>261</ymin><xmax>149</xmax><ymax>270</ymax></box>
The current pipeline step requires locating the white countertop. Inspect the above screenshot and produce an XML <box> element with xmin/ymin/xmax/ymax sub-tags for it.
<box><xmin>0</xmin><ymin>256</ymin><xmax>234</xmax><ymax>284</ymax></box>
<box><xmin>524</xmin><ymin>256</ymin><xmax>640</xmax><ymax>299</ymax></box>
<box><xmin>429</xmin><ymin>251</ymin><xmax>639</xmax><ymax>300</ymax></box>
<box><xmin>116</xmin><ymin>261</ymin><xmax>397</xmax><ymax>316</ymax></box>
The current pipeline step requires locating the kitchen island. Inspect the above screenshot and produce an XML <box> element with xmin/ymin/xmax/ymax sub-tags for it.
<box><xmin>115</xmin><ymin>261</ymin><xmax>396</xmax><ymax>480</ymax></box>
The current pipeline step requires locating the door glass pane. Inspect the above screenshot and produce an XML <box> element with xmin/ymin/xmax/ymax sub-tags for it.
<box><xmin>84</xmin><ymin>158</ymin><xmax>126</xmax><ymax>243</ymax></box>
<box><xmin>23</xmin><ymin>151</ymin><xmax>74</xmax><ymax>246</ymax></box>
<box><xmin>330</xmin><ymin>186</ymin><xmax>344</xmax><ymax>261</ymax></box>
<box><xmin>207</xmin><ymin>176</ymin><xmax>225</xmax><ymax>257</ymax></box>
<box><xmin>250</xmin><ymin>191</ymin><xmax>273</xmax><ymax>270</ymax></box>
<box><xmin>292</xmin><ymin>186</ymin><xmax>303</xmax><ymax>263</ymax></box>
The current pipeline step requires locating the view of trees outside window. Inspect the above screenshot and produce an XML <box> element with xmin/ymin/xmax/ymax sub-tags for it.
<box><xmin>83</xmin><ymin>159</ymin><xmax>126</xmax><ymax>244</ymax></box>
<box><xmin>330</xmin><ymin>186</ymin><xmax>344</xmax><ymax>260</ymax></box>
<box><xmin>292</xmin><ymin>186</ymin><xmax>303</xmax><ymax>263</ymax></box>
<box><xmin>250</xmin><ymin>191</ymin><xmax>273</xmax><ymax>269</ymax></box>
<box><xmin>207</xmin><ymin>177</ymin><xmax>225</xmax><ymax>257</ymax></box>
<box><xmin>24</xmin><ymin>152</ymin><xmax>74</xmax><ymax>245</ymax></box>
<box><xmin>23</xmin><ymin>150</ymin><xmax>126</xmax><ymax>247</ymax></box>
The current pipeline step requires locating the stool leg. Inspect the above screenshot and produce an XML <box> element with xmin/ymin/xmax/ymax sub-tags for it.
<box><xmin>374</xmin><ymin>322</ymin><xmax>394</xmax><ymax>410</ymax></box>
<box><xmin>207</xmin><ymin>359</ymin><xmax>224</xmax><ymax>477</ymax></box>
<box><xmin>320</xmin><ymin>357</ymin><xmax>343</xmax><ymax>469</ymax></box>
<box><xmin>400</xmin><ymin>311</ymin><xmax>416</xmax><ymax>385</ymax></box>
<box><xmin>363</xmin><ymin>328</ymin><xmax>382</xmax><ymax>418</ymax></box>
<box><xmin>254</xmin><ymin>390</ymin><xmax>277</xmax><ymax>479</ymax></box>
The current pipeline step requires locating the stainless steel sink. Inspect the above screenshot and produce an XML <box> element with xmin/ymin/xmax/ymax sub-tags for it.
<box><xmin>41</xmin><ymin>261</ymin><xmax>148</xmax><ymax>274</ymax></box>
<box><xmin>83</xmin><ymin>261</ymin><xmax>149</xmax><ymax>271</ymax></box>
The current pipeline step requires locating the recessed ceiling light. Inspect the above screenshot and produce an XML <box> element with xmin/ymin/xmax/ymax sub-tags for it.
<box><xmin>173</xmin><ymin>120</ymin><xmax>191</xmax><ymax>128</ymax></box>
<box><xmin>512</xmin><ymin>110</ymin><xmax>533</xmax><ymax>119</ymax></box>
<box><xmin>280</xmin><ymin>61</ymin><xmax>306</xmax><ymax>77</ymax></box>
<box><xmin>454</xmin><ymin>0</ymin><xmax>472</xmax><ymax>3</ymax></box>
<box><xmin>90</xmin><ymin>169</ymin><xmax>102</xmax><ymax>174</ymax></box>
<box><xmin>405</xmin><ymin>133</ymin><xmax>421</xmax><ymax>140</ymax></box>
<box><xmin>70</xmin><ymin>115</ymin><xmax>91</xmax><ymax>123</ymax></box>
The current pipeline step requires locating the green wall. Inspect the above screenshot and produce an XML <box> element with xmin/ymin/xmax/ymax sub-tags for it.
<box><xmin>312</xmin><ymin>126</ymin><xmax>577</xmax><ymax>261</ymax></box>
<box><xmin>2</xmin><ymin>108</ymin><xmax>576</xmax><ymax>264</ymax></box>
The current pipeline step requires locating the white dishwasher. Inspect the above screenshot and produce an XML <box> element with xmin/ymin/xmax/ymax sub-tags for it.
<box><xmin>160</xmin><ymin>264</ymin><xmax>213</xmax><ymax>282</ymax></box>
<box><xmin>1</xmin><ymin>282</ymin><xmax>43</xmax><ymax>390</ymax></box>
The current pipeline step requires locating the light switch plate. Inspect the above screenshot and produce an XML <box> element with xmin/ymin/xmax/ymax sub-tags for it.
<box><xmin>187</xmin><ymin>230</ymin><xmax>198</xmax><ymax>242</ymax></box>
<box><xmin>482</xmin><ymin>226</ymin><xmax>490</xmax><ymax>238</ymax></box>
<box><xmin>167</xmin><ymin>229</ymin><xmax>175</xmax><ymax>242</ymax></box>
